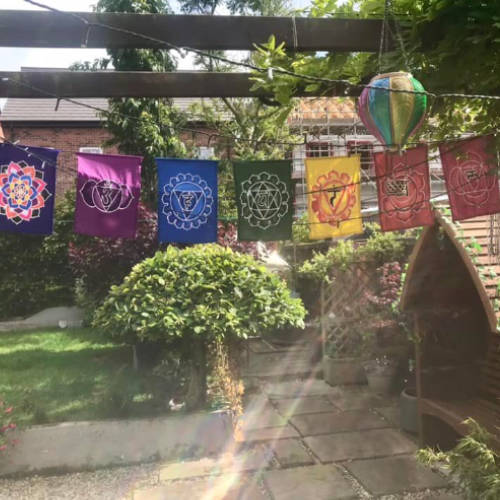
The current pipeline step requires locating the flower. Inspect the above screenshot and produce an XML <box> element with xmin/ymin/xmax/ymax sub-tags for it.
<box><xmin>0</xmin><ymin>161</ymin><xmax>48</xmax><ymax>225</ymax></box>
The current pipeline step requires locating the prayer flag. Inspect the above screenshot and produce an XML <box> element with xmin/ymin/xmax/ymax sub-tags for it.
<box><xmin>440</xmin><ymin>135</ymin><xmax>500</xmax><ymax>221</ymax></box>
<box><xmin>157</xmin><ymin>158</ymin><xmax>218</xmax><ymax>244</ymax></box>
<box><xmin>0</xmin><ymin>143</ymin><xmax>58</xmax><ymax>235</ymax></box>
<box><xmin>305</xmin><ymin>156</ymin><xmax>363</xmax><ymax>240</ymax></box>
<box><xmin>374</xmin><ymin>145</ymin><xmax>434</xmax><ymax>231</ymax></box>
<box><xmin>233</xmin><ymin>160</ymin><xmax>293</xmax><ymax>241</ymax></box>
<box><xmin>75</xmin><ymin>152</ymin><xmax>142</xmax><ymax>239</ymax></box>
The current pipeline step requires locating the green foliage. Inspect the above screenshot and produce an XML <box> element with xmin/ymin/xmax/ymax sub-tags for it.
<box><xmin>72</xmin><ymin>0</ymin><xmax>187</xmax><ymax>202</ymax></box>
<box><xmin>251</xmin><ymin>0</ymin><xmax>500</xmax><ymax>140</ymax></box>
<box><xmin>0</xmin><ymin>197</ymin><xmax>75</xmax><ymax>320</ymax></box>
<box><xmin>93</xmin><ymin>245</ymin><xmax>305</xmax><ymax>344</ymax></box>
<box><xmin>292</xmin><ymin>213</ymin><xmax>312</xmax><ymax>243</ymax></box>
<box><xmin>298</xmin><ymin>224</ymin><xmax>408</xmax><ymax>282</ymax></box>
<box><xmin>299</xmin><ymin>240</ymin><xmax>356</xmax><ymax>282</ymax></box>
<box><xmin>417</xmin><ymin>419</ymin><xmax>500</xmax><ymax>500</ymax></box>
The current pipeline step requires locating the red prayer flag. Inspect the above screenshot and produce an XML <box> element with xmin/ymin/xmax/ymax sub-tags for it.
<box><xmin>440</xmin><ymin>135</ymin><xmax>500</xmax><ymax>221</ymax></box>
<box><xmin>374</xmin><ymin>145</ymin><xmax>434</xmax><ymax>232</ymax></box>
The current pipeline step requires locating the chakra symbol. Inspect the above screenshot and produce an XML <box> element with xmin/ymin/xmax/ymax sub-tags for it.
<box><xmin>311</xmin><ymin>170</ymin><xmax>356</xmax><ymax>227</ymax></box>
<box><xmin>162</xmin><ymin>173</ymin><xmax>213</xmax><ymax>230</ymax></box>
<box><xmin>449</xmin><ymin>151</ymin><xmax>496</xmax><ymax>206</ymax></box>
<box><xmin>240</xmin><ymin>172</ymin><xmax>289</xmax><ymax>229</ymax></box>
<box><xmin>0</xmin><ymin>161</ymin><xmax>50</xmax><ymax>225</ymax></box>
<box><xmin>381</xmin><ymin>160</ymin><xmax>427</xmax><ymax>222</ymax></box>
<box><xmin>80</xmin><ymin>179</ymin><xmax>134</xmax><ymax>213</ymax></box>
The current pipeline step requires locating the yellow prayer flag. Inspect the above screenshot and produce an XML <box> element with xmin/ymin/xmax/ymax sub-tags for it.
<box><xmin>306</xmin><ymin>156</ymin><xmax>363</xmax><ymax>240</ymax></box>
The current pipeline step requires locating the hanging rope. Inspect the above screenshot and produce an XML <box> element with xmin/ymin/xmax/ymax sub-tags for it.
<box><xmin>377</xmin><ymin>0</ymin><xmax>390</xmax><ymax>73</ymax></box>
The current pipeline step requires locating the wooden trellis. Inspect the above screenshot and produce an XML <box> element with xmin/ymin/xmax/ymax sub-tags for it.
<box><xmin>320</xmin><ymin>261</ymin><xmax>376</xmax><ymax>358</ymax></box>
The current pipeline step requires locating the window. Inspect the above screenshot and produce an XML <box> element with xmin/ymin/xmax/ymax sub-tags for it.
<box><xmin>306</xmin><ymin>142</ymin><xmax>335</xmax><ymax>158</ymax></box>
<box><xmin>347</xmin><ymin>141</ymin><xmax>374</xmax><ymax>174</ymax></box>
<box><xmin>197</xmin><ymin>146</ymin><xmax>214</xmax><ymax>160</ymax></box>
<box><xmin>79</xmin><ymin>147</ymin><xmax>103</xmax><ymax>154</ymax></box>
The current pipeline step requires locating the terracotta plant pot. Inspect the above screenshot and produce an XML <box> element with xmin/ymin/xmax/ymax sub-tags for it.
<box><xmin>400</xmin><ymin>387</ymin><xmax>418</xmax><ymax>434</ymax></box>
<box><xmin>323</xmin><ymin>356</ymin><xmax>367</xmax><ymax>386</ymax></box>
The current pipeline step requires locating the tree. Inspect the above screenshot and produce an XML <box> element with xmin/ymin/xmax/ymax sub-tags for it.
<box><xmin>93</xmin><ymin>245</ymin><xmax>306</xmax><ymax>409</ymax></box>
<box><xmin>178</xmin><ymin>0</ymin><xmax>300</xmax><ymax>218</ymax></box>
<box><xmin>251</xmin><ymin>0</ymin><xmax>500</xmax><ymax>141</ymax></box>
<box><xmin>74</xmin><ymin>0</ymin><xmax>187</xmax><ymax>202</ymax></box>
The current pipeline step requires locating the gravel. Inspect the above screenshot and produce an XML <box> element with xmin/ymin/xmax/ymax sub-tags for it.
<box><xmin>0</xmin><ymin>463</ymin><xmax>160</xmax><ymax>500</ymax></box>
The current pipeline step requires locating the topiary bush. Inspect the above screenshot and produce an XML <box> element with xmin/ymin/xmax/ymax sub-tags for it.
<box><xmin>93</xmin><ymin>245</ymin><xmax>306</xmax><ymax>409</ymax></box>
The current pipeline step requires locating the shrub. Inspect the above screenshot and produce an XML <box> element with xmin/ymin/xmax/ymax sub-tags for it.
<box><xmin>217</xmin><ymin>221</ymin><xmax>258</xmax><ymax>257</ymax></box>
<box><xmin>93</xmin><ymin>245</ymin><xmax>305</xmax><ymax>408</ymax></box>
<box><xmin>69</xmin><ymin>202</ymin><xmax>158</xmax><ymax>310</ymax></box>
<box><xmin>417</xmin><ymin>419</ymin><xmax>500</xmax><ymax>500</ymax></box>
<box><xmin>298</xmin><ymin>224</ymin><xmax>411</xmax><ymax>283</ymax></box>
<box><xmin>0</xmin><ymin>195</ymin><xmax>74</xmax><ymax>320</ymax></box>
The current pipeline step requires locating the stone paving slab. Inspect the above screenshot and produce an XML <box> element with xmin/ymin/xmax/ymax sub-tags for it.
<box><xmin>304</xmin><ymin>428</ymin><xmax>417</xmax><ymax>462</ymax></box>
<box><xmin>345</xmin><ymin>455</ymin><xmax>448</xmax><ymax>495</ymax></box>
<box><xmin>328</xmin><ymin>390</ymin><xmax>396</xmax><ymax>411</ymax></box>
<box><xmin>270</xmin><ymin>439</ymin><xmax>315</xmax><ymax>467</ymax></box>
<box><xmin>134</xmin><ymin>474</ymin><xmax>267</xmax><ymax>500</ymax></box>
<box><xmin>263</xmin><ymin>464</ymin><xmax>357</xmax><ymax>500</ymax></box>
<box><xmin>290</xmin><ymin>410</ymin><xmax>388</xmax><ymax>436</ymax></box>
<box><xmin>239</xmin><ymin>409</ymin><xmax>288</xmax><ymax>431</ymax></box>
<box><xmin>236</xmin><ymin>424</ymin><xmax>300</xmax><ymax>444</ymax></box>
<box><xmin>264</xmin><ymin>380</ymin><xmax>338</xmax><ymax>399</ymax></box>
<box><xmin>243</xmin><ymin>394</ymin><xmax>275</xmax><ymax>413</ymax></box>
<box><xmin>272</xmin><ymin>396</ymin><xmax>337</xmax><ymax>417</ymax></box>
<box><xmin>159</xmin><ymin>447</ymin><xmax>272</xmax><ymax>481</ymax></box>
<box><xmin>375</xmin><ymin>406</ymin><xmax>400</xmax><ymax>427</ymax></box>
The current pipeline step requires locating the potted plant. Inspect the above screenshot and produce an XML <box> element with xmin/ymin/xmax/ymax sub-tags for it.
<box><xmin>362</xmin><ymin>355</ymin><xmax>399</xmax><ymax>394</ymax></box>
<box><xmin>400</xmin><ymin>358</ymin><xmax>418</xmax><ymax>433</ymax></box>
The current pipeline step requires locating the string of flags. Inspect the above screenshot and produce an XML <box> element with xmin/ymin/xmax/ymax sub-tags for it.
<box><xmin>0</xmin><ymin>134</ymin><xmax>498</xmax><ymax>243</ymax></box>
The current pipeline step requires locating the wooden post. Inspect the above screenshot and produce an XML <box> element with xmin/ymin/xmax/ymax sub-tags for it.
<box><xmin>414</xmin><ymin>313</ymin><xmax>425</xmax><ymax>447</ymax></box>
<box><xmin>320</xmin><ymin>283</ymin><xmax>326</xmax><ymax>360</ymax></box>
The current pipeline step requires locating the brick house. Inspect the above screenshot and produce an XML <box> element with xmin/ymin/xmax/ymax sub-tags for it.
<box><xmin>0</xmin><ymin>93</ymin><xmax>214</xmax><ymax>200</ymax></box>
<box><xmin>0</xmin><ymin>97</ymin><xmax>118</xmax><ymax>199</ymax></box>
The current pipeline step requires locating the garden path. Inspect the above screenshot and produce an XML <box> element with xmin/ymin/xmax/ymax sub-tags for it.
<box><xmin>131</xmin><ymin>339</ymin><xmax>465</xmax><ymax>500</ymax></box>
<box><xmin>0</xmin><ymin>338</ymin><xmax>465</xmax><ymax>499</ymax></box>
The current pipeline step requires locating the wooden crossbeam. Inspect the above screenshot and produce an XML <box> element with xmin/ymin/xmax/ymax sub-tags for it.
<box><xmin>0</xmin><ymin>71</ymin><xmax>360</xmax><ymax>98</ymax></box>
<box><xmin>0</xmin><ymin>10</ymin><xmax>391</xmax><ymax>52</ymax></box>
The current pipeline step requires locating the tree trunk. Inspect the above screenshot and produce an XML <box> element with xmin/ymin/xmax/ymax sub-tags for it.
<box><xmin>184</xmin><ymin>338</ymin><xmax>207</xmax><ymax>411</ymax></box>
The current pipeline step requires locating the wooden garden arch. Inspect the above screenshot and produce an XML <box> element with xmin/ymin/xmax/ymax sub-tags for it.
<box><xmin>401</xmin><ymin>209</ymin><xmax>500</xmax><ymax>450</ymax></box>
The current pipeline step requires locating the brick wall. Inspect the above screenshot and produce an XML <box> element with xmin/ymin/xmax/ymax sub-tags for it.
<box><xmin>1</xmin><ymin>124</ymin><xmax>119</xmax><ymax>200</ymax></box>
<box><xmin>1</xmin><ymin>124</ymin><xmax>221</xmax><ymax>200</ymax></box>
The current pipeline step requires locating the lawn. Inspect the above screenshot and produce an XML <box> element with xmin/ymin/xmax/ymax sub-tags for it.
<box><xmin>0</xmin><ymin>328</ymin><xmax>169</xmax><ymax>426</ymax></box>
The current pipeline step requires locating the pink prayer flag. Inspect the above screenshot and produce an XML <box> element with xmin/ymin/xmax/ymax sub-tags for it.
<box><xmin>374</xmin><ymin>145</ymin><xmax>434</xmax><ymax>231</ymax></box>
<box><xmin>440</xmin><ymin>135</ymin><xmax>500</xmax><ymax>221</ymax></box>
<box><xmin>75</xmin><ymin>152</ymin><xmax>142</xmax><ymax>239</ymax></box>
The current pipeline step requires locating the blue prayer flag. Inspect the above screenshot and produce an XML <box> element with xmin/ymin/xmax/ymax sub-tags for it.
<box><xmin>0</xmin><ymin>143</ymin><xmax>59</xmax><ymax>235</ymax></box>
<box><xmin>157</xmin><ymin>158</ymin><xmax>218</xmax><ymax>244</ymax></box>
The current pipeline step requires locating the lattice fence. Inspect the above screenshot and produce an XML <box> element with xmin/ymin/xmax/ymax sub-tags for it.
<box><xmin>320</xmin><ymin>262</ymin><xmax>378</xmax><ymax>358</ymax></box>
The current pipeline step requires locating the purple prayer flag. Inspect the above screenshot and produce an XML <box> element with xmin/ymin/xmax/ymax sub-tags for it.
<box><xmin>0</xmin><ymin>143</ymin><xmax>59</xmax><ymax>235</ymax></box>
<box><xmin>75</xmin><ymin>152</ymin><xmax>142</xmax><ymax>239</ymax></box>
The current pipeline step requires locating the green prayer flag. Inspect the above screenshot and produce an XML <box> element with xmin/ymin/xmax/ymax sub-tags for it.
<box><xmin>233</xmin><ymin>160</ymin><xmax>294</xmax><ymax>241</ymax></box>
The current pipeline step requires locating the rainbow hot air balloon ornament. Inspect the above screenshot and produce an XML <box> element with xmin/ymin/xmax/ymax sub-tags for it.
<box><xmin>358</xmin><ymin>72</ymin><xmax>427</xmax><ymax>151</ymax></box>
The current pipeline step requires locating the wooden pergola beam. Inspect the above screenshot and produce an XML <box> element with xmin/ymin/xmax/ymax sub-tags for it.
<box><xmin>0</xmin><ymin>71</ymin><xmax>360</xmax><ymax>98</ymax></box>
<box><xmin>0</xmin><ymin>11</ymin><xmax>391</xmax><ymax>52</ymax></box>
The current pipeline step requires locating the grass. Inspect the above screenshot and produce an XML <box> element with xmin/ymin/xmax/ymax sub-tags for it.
<box><xmin>0</xmin><ymin>328</ymin><xmax>170</xmax><ymax>427</ymax></box>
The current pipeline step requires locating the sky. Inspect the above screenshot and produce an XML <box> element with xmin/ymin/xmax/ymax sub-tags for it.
<box><xmin>0</xmin><ymin>0</ymin><xmax>205</xmax><ymax>71</ymax></box>
<box><xmin>0</xmin><ymin>0</ymin><xmax>307</xmax><ymax>72</ymax></box>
